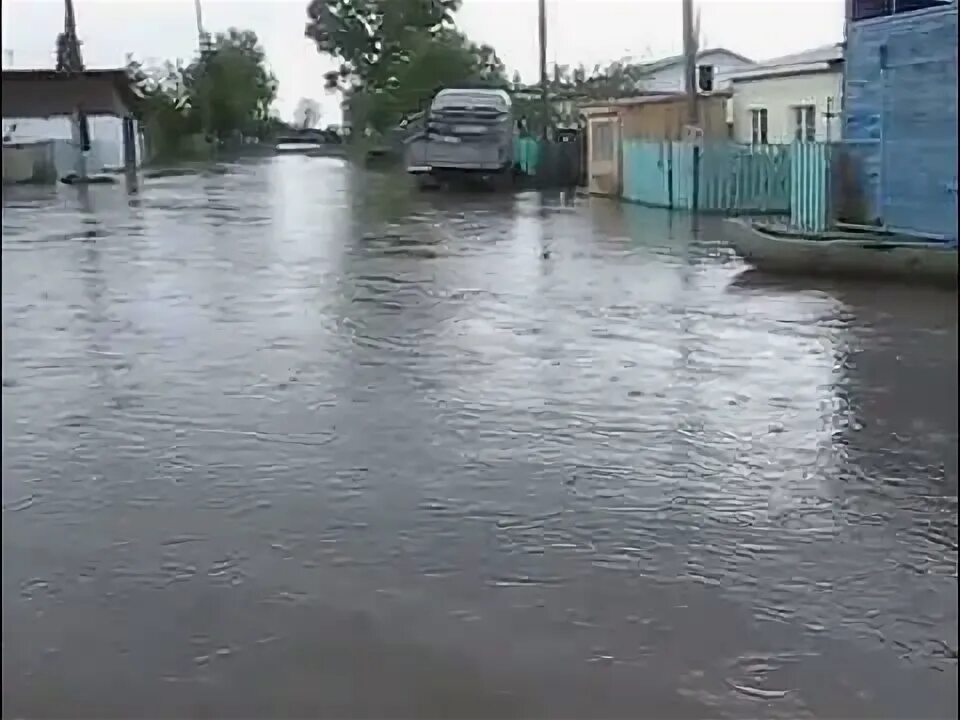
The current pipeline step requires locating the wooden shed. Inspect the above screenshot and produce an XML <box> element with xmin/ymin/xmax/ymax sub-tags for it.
<box><xmin>2</xmin><ymin>69</ymin><xmax>140</xmax><ymax>118</ymax></box>
<box><xmin>581</xmin><ymin>92</ymin><xmax>731</xmax><ymax>196</ymax></box>
<box><xmin>2</xmin><ymin>69</ymin><xmax>142</xmax><ymax>178</ymax></box>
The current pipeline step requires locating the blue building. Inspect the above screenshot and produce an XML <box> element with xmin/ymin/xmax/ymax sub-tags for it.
<box><xmin>843</xmin><ymin>0</ymin><xmax>957</xmax><ymax>240</ymax></box>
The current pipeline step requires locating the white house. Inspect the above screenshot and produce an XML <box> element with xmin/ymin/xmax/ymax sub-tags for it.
<box><xmin>727</xmin><ymin>44</ymin><xmax>844</xmax><ymax>145</ymax></box>
<box><xmin>630</xmin><ymin>48</ymin><xmax>756</xmax><ymax>94</ymax></box>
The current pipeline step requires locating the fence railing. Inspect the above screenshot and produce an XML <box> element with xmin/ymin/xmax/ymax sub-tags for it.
<box><xmin>790</xmin><ymin>142</ymin><xmax>832</xmax><ymax>232</ymax></box>
<box><xmin>700</xmin><ymin>143</ymin><xmax>791</xmax><ymax>214</ymax></box>
<box><xmin>789</xmin><ymin>139</ymin><xmax>887</xmax><ymax>233</ymax></box>
<box><xmin>622</xmin><ymin>140</ymin><xmax>672</xmax><ymax>207</ymax></box>
<box><xmin>513</xmin><ymin>136</ymin><xmax>540</xmax><ymax>176</ymax></box>
<box><xmin>618</xmin><ymin>137</ymin><xmax>954</xmax><ymax>240</ymax></box>
<box><xmin>622</xmin><ymin>139</ymin><xmax>791</xmax><ymax>215</ymax></box>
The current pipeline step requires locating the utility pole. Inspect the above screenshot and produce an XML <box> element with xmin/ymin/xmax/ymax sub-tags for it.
<box><xmin>682</xmin><ymin>0</ymin><xmax>700</xmax><ymax>212</ymax></box>
<box><xmin>682</xmin><ymin>0</ymin><xmax>697</xmax><ymax>126</ymax></box>
<box><xmin>194</xmin><ymin>0</ymin><xmax>209</xmax><ymax>52</ymax></box>
<box><xmin>58</xmin><ymin>0</ymin><xmax>89</xmax><ymax>180</ymax></box>
<box><xmin>538</xmin><ymin>0</ymin><xmax>549</xmax><ymax>140</ymax></box>
<box><xmin>57</xmin><ymin>0</ymin><xmax>84</xmax><ymax>72</ymax></box>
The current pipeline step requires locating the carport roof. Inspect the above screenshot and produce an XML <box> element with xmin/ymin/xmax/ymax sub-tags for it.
<box><xmin>2</xmin><ymin>69</ymin><xmax>141</xmax><ymax>117</ymax></box>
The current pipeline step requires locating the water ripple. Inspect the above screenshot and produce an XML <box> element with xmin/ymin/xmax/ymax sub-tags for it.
<box><xmin>2</xmin><ymin>160</ymin><xmax>956</xmax><ymax>718</ymax></box>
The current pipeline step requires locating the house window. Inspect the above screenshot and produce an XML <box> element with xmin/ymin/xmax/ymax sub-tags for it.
<box><xmin>697</xmin><ymin>64</ymin><xmax>715</xmax><ymax>92</ymax></box>
<box><xmin>850</xmin><ymin>0</ymin><xmax>951</xmax><ymax>21</ymax></box>
<box><xmin>750</xmin><ymin>108</ymin><xmax>768</xmax><ymax>145</ymax></box>
<box><xmin>591</xmin><ymin>119</ymin><xmax>614</xmax><ymax>162</ymax></box>
<box><xmin>794</xmin><ymin>105</ymin><xmax>816</xmax><ymax>142</ymax></box>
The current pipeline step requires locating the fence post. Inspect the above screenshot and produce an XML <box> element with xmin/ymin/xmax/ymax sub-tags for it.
<box><xmin>667</xmin><ymin>141</ymin><xmax>674</xmax><ymax>209</ymax></box>
<box><xmin>692</xmin><ymin>143</ymin><xmax>700</xmax><ymax>213</ymax></box>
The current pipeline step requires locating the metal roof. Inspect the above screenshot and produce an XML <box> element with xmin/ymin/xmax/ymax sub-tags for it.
<box><xmin>630</xmin><ymin>48</ymin><xmax>755</xmax><ymax>76</ymax></box>
<box><xmin>727</xmin><ymin>44</ymin><xmax>843</xmax><ymax>82</ymax></box>
<box><xmin>2</xmin><ymin>69</ymin><xmax>140</xmax><ymax>115</ymax></box>
<box><xmin>580</xmin><ymin>90</ymin><xmax>732</xmax><ymax>112</ymax></box>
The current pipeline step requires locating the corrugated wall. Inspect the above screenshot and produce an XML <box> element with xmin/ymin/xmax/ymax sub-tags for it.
<box><xmin>619</xmin><ymin>97</ymin><xmax>730</xmax><ymax>141</ymax></box>
<box><xmin>622</xmin><ymin>140</ymin><xmax>672</xmax><ymax>207</ymax></box>
<box><xmin>791</xmin><ymin>142</ymin><xmax>832</xmax><ymax>232</ymax></box>
<box><xmin>843</xmin><ymin>4</ymin><xmax>958</xmax><ymax>239</ymax></box>
<box><xmin>699</xmin><ymin>144</ymin><xmax>791</xmax><ymax>213</ymax></box>
<box><xmin>621</xmin><ymin>139</ymin><xmax>791</xmax><ymax>213</ymax></box>
<box><xmin>513</xmin><ymin>137</ymin><xmax>540</xmax><ymax>176</ymax></box>
<box><xmin>2</xmin><ymin>142</ymin><xmax>57</xmax><ymax>184</ymax></box>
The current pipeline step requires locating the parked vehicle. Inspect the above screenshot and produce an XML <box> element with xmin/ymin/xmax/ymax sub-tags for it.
<box><xmin>275</xmin><ymin>128</ymin><xmax>343</xmax><ymax>155</ymax></box>
<box><xmin>405</xmin><ymin>88</ymin><xmax>516</xmax><ymax>189</ymax></box>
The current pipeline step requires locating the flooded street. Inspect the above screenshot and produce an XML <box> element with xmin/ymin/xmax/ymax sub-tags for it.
<box><xmin>3</xmin><ymin>157</ymin><xmax>957</xmax><ymax>718</ymax></box>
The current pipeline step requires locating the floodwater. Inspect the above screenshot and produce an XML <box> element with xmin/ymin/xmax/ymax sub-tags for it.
<box><xmin>2</xmin><ymin>157</ymin><xmax>957</xmax><ymax>719</ymax></box>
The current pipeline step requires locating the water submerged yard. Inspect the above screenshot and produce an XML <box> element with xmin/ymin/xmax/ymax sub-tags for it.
<box><xmin>2</xmin><ymin>156</ymin><xmax>957</xmax><ymax>718</ymax></box>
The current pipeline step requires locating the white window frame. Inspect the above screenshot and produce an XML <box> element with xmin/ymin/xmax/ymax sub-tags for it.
<box><xmin>590</xmin><ymin>119</ymin><xmax>614</xmax><ymax>162</ymax></box>
<box><xmin>750</xmin><ymin>108</ymin><xmax>768</xmax><ymax>146</ymax></box>
<box><xmin>793</xmin><ymin>104</ymin><xmax>817</xmax><ymax>143</ymax></box>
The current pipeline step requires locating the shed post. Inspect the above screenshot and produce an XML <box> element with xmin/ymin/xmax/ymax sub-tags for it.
<box><xmin>71</xmin><ymin>106</ymin><xmax>90</xmax><ymax>179</ymax></box>
<box><xmin>122</xmin><ymin>115</ymin><xmax>136</xmax><ymax>170</ymax></box>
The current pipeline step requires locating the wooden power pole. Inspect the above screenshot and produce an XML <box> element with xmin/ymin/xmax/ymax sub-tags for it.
<box><xmin>682</xmin><ymin>0</ymin><xmax>697</xmax><ymax>126</ymax></box>
<box><xmin>58</xmin><ymin>0</ymin><xmax>89</xmax><ymax>180</ymax></box>
<box><xmin>194</xmin><ymin>0</ymin><xmax>209</xmax><ymax>52</ymax></box>
<box><xmin>538</xmin><ymin>0</ymin><xmax>549</xmax><ymax>139</ymax></box>
<box><xmin>682</xmin><ymin>0</ymin><xmax>700</xmax><ymax>212</ymax></box>
<box><xmin>57</xmin><ymin>0</ymin><xmax>84</xmax><ymax>72</ymax></box>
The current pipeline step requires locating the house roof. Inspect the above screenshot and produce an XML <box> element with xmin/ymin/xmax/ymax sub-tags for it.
<box><xmin>581</xmin><ymin>90</ymin><xmax>731</xmax><ymax>113</ymax></box>
<box><xmin>728</xmin><ymin>44</ymin><xmax>843</xmax><ymax>82</ymax></box>
<box><xmin>2</xmin><ymin>68</ymin><xmax>130</xmax><ymax>80</ymax></box>
<box><xmin>631</xmin><ymin>48</ymin><xmax>755</xmax><ymax>76</ymax></box>
<box><xmin>2</xmin><ymin>69</ymin><xmax>140</xmax><ymax>116</ymax></box>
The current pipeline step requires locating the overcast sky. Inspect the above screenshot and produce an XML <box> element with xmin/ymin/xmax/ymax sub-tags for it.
<box><xmin>2</xmin><ymin>0</ymin><xmax>845</xmax><ymax>124</ymax></box>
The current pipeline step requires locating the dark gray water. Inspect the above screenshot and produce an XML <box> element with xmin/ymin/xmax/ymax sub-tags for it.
<box><xmin>3</xmin><ymin>157</ymin><xmax>957</xmax><ymax>719</ymax></box>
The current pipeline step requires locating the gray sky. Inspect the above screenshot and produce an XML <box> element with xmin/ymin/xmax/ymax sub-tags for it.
<box><xmin>2</xmin><ymin>0</ymin><xmax>845</xmax><ymax>124</ymax></box>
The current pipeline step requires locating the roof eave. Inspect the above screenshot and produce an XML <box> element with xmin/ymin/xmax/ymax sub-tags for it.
<box><xmin>730</xmin><ymin>61</ymin><xmax>843</xmax><ymax>83</ymax></box>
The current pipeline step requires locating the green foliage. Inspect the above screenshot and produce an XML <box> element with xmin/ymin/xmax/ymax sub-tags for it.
<box><xmin>305</xmin><ymin>0</ymin><xmax>506</xmax><ymax>134</ymax></box>
<box><xmin>581</xmin><ymin>60</ymin><xmax>649</xmax><ymax>98</ymax></box>
<box><xmin>184</xmin><ymin>29</ymin><xmax>278</xmax><ymax>141</ymax></box>
<box><xmin>542</xmin><ymin>59</ymin><xmax>649</xmax><ymax>99</ymax></box>
<box><xmin>306</xmin><ymin>0</ymin><xmax>460</xmax><ymax>86</ymax></box>
<box><xmin>293</xmin><ymin>98</ymin><xmax>322</xmax><ymax>129</ymax></box>
<box><xmin>127</xmin><ymin>28</ymin><xmax>278</xmax><ymax>160</ymax></box>
<box><xmin>126</xmin><ymin>60</ymin><xmax>198</xmax><ymax>160</ymax></box>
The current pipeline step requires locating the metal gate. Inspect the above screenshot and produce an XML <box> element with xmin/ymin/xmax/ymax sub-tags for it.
<box><xmin>881</xmin><ymin>24</ymin><xmax>958</xmax><ymax>240</ymax></box>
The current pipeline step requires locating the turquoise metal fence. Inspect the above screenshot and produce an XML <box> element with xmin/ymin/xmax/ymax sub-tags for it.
<box><xmin>672</xmin><ymin>141</ymin><xmax>696</xmax><ymax>209</ymax></box>
<box><xmin>621</xmin><ymin>139</ymin><xmax>791</xmax><ymax>214</ymax></box>
<box><xmin>622</xmin><ymin>139</ymin><xmax>672</xmax><ymax>207</ymax></box>
<box><xmin>513</xmin><ymin>136</ymin><xmax>540</xmax><ymax>176</ymax></box>
<box><xmin>700</xmin><ymin>143</ymin><xmax>791</xmax><ymax>213</ymax></box>
<box><xmin>790</xmin><ymin>142</ymin><xmax>832</xmax><ymax>232</ymax></box>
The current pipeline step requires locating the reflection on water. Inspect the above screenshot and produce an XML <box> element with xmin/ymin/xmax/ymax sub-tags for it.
<box><xmin>3</xmin><ymin>157</ymin><xmax>957</xmax><ymax>719</ymax></box>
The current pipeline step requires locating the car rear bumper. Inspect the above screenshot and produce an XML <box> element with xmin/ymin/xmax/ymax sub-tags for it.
<box><xmin>407</xmin><ymin>163</ymin><xmax>511</xmax><ymax>174</ymax></box>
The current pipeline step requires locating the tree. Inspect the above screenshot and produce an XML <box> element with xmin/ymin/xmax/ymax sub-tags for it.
<box><xmin>127</xmin><ymin>27</ymin><xmax>279</xmax><ymax>159</ymax></box>
<box><xmin>306</xmin><ymin>0</ymin><xmax>459</xmax><ymax>91</ymax></box>
<box><xmin>181</xmin><ymin>28</ymin><xmax>278</xmax><ymax>141</ymax></box>
<box><xmin>572</xmin><ymin>64</ymin><xmax>587</xmax><ymax>87</ymax></box>
<box><xmin>305</xmin><ymin>0</ymin><xmax>506</xmax><ymax>134</ymax></box>
<box><xmin>582</xmin><ymin>60</ymin><xmax>643</xmax><ymax>98</ymax></box>
<box><xmin>127</xmin><ymin>58</ymin><xmax>199</xmax><ymax>159</ymax></box>
<box><xmin>551</xmin><ymin>63</ymin><xmax>570</xmax><ymax>88</ymax></box>
<box><xmin>293</xmin><ymin>97</ymin><xmax>322</xmax><ymax>129</ymax></box>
